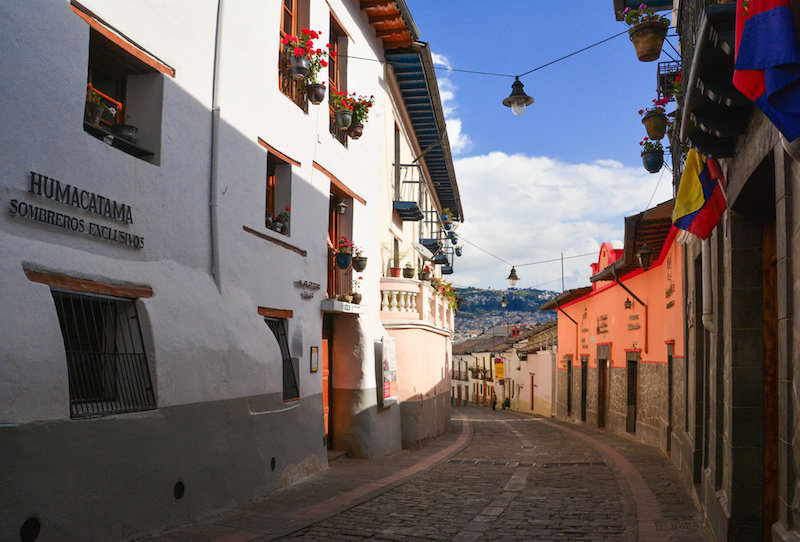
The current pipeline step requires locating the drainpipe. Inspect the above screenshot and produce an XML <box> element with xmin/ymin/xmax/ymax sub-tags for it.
<box><xmin>612</xmin><ymin>268</ymin><xmax>648</xmax><ymax>354</ymax></box>
<box><xmin>701</xmin><ymin>238</ymin><xmax>713</xmax><ymax>331</ymax></box>
<box><xmin>209</xmin><ymin>0</ymin><xmax>225</xmax><ymax>293</ymax></box>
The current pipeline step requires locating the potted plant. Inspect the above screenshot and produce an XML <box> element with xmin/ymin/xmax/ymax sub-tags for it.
<box><xmin>351</xmin><ymin>275</ymin><xmax>363</xmax><ymax>305</ymax></box>
<box><xmin>352</xmin><ymin>243</ymin><xmax>367</xmax><ymax>271</ymax></box>
<box><xmin>430</xmin><ymin>277</ymin><xmax>459</xmax><ymax>311</ymax></box>
<box><xmin>419</xmin><ymin>264</ymin><xmax>433</xmax><ymax>281</ymax></box>
<box><xmin>640</xmin><ymin>138</ymin><xmax>664</xmax><ymax>173</ymax></box>
<box><xmin>331</xmin><ymin>90</ymin><xmax>355</xmax><ymax>129</ymax></box>
<box><xmin>336</xmin><ymin>236</ymin><xmax>353</xmax><ymax>269</ymax></box>
<box><xmin>85</xmin><ymin>86</ymin><xmax>117</xmax><ymax>126</ymax></box>
<box><xmin>455</xmin><ymin>247</ymin><xmax>463</xmax><ymax>257</ymax></box>
<box><xmin>640</xmin><ymin>97</ymin><xmax>671</xmax><ymax>140</ymax></box>
<box><xmin>273</xmin><ymin>206</ymin><xmax>290</xmax><ymax>234</ymax></box>
<box><xmin>347</xmin><ymin>93</ymin><xmax>374</xmax><ymax>139</ymax></box>
<box><xmin>403</xmin><ymin>262</ymin><xmax>415</xmax><ymax>279</ymax></box>
<box><xmin>389</xmin><ymin>249</ymin><xmax>402</xmax><ymax>277</ymax></box>
<box><xmin>673</xmin><ymin>71</ymin><xmax>684</xmax><ymax>109</ymax></box>
<box><xmin>281</xmin><ymin>29</ymin><xmax>319</xmax><ymax>81</ymax></box>
<box><xmin>620</xmin><ymin>4</ymin><xmax>670</xmax><ymax>62</ymax></box>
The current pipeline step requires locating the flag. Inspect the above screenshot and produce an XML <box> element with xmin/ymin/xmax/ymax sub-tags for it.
<box><xmin>672</xmin><ymin>149</ymin><xmax>727</xmax><ymax>240</ymax></box>
<box><xmin>733</xmin><ymin>0</ymin><xmax>800</xmax><ymax>141</ymax></box>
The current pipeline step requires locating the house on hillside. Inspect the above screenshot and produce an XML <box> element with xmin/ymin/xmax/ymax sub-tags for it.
<box><xmin>0</xmin><ymin>1</ymin><xmax>460</xmax><ymax>540</ymax></box>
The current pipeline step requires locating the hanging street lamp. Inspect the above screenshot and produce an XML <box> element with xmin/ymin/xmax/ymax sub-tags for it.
<box><xmin>503</xmin><ymin>77</ymin><xmax>534</xmax><ymax>116</ymax></box>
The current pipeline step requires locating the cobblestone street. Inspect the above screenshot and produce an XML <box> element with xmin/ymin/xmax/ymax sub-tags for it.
<box><xmin>142</xmin><ymin>407</ymin><xmax>713</xmax><ymax>542</ymax></box>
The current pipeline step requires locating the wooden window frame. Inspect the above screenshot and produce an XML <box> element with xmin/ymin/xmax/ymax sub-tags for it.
<box><xmin>328</xmin><ymin>18</ymin><xmax>348</xmax><ymax>145</ymax></box>
<box><xmin>279</xmin><ymin>0</ymin><xmax>308</xmax><ymax>110</ymax></box>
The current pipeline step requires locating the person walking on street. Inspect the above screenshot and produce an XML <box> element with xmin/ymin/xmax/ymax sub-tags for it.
<box><xmin>491</xmin><ymin>392</ymin><xmax>497</xmax><ymax>410</ymax></box>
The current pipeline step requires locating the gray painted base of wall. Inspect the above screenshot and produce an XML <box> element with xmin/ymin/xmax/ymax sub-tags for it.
<box><xmin>1</xmin><ymin>393</ymin><xmax>327</xmax><ymax>542</ymax></box>
<box><xmin>400</xmin><ymin>390</ymin><xmax>450</xmax><ymax>449</ymax></box>
<box><xmin>330</xmin><ymin>387</ymin><xmax>402</xmax><ymax>459</ymax></box>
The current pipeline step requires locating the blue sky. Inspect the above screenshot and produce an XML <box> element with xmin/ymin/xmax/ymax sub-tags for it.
<box><xmin>403</xmin><ymin>0</ymin><xmax>677</xmax><ymax>291</ymax></box>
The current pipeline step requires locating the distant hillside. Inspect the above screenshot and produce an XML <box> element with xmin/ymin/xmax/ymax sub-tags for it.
<box><xmin>454</xmin><ymin>287</ymin><xmax>558</xmax><ymax>336</ymax></box>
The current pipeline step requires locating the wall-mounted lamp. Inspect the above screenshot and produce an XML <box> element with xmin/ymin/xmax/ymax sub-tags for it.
<box><xmin>501</xmin><ymin>294</ymin><xmax>508</xmax><ymax>308</ymax></box>
<box><xmin>635</xmin><ymin>243</ymin><xmax>656</xmax><ymax>270</ymax></box>
<box><xmin>507</xmin><ymin>267</ymin><xmax>519</xmax><ymax>286</ymax></box>
<box><xmin>336</xmin><ymin>200</ymin><xmax>348</xmax><ymax>215</ymax></box>
<box><xmin>503</xmin><ymin>77</ymin><xmax>534</xmax><ymax>116</ymax></box>
<box><xmin>624</xmin><ymin>297</ymin><xmax>633</xmax><ymax>310</ymax></box>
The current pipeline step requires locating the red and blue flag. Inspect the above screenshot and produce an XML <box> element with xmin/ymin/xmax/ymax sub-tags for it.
<box><xmin>673</xmin><ymin>149</ymin><xmax>727</xmax><ymax>240</ymax></box>
<box><xmin>733</xmin><ymin>0</ymin><xmax>800</xmax><ymax>141</ymax></box>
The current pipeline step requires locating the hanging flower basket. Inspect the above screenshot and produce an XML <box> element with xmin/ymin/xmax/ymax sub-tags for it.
<box><xmin>629</xmin><ymin>21</ymin><xmax>668</xmax><ymax>62</ymax></box>
<box><xmin>642</xmin><ymin>149</ymin><xmax>664</xmax><ymax>173</ymax></box>
<box><xmin>306</xmin><ymin>83</ymin><xmax>326</xmax><ymax>105</ymax></box>
<box><xmin>642</xmin><ymin>110</ymin><xmax>668</xmax><ymax>140</ymax></box>
<box><xmin>288</xmin><ymin>54</ymin><xmax>310</xmax><ymax>80</ymax></box>
<box><xmin>335</xmin><ymin>252</ymin><xmax>352</xmax><ymax>269</ymax></box>
<box><xmin>352</xmin><ymin>256</ymin><xmax>367</xmax><ymax>272</ymax></box>
<box><xmin>334</xmin><ymin>109</ymin><xmax>352</xmax><ymax>129</ymax></box>
<box><xmin>347</xmin><ymin>122</ymin><xmax>364</xmax><ymax>139</ymax></box>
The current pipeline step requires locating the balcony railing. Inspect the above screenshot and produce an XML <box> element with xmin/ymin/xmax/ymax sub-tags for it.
<box><xmin>379</xmin><ymin>277</ymin><xmax>454</xmax><ymax>332</ymax></box>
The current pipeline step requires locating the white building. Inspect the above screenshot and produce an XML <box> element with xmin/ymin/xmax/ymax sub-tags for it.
<box><xmin>0</xmin><ymin>1</ymin><xmax>461</xmax><ymax>540</ymax></box>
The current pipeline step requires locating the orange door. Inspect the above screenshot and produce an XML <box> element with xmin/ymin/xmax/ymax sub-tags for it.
<box><xmin>322</xmin><ymin>339</ymin><xmax>330</xmax><ymax>439</ymax></box>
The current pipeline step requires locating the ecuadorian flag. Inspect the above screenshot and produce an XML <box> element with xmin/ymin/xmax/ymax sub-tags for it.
<box><xmin>733</xmin><ymin>0</ymin><xmax>800</xmax><ymax>141</ymax></box>
<box><xmin>672</xmin><ymin>149</ymin><xmax>727</xmax><ymax>240</ymax></box>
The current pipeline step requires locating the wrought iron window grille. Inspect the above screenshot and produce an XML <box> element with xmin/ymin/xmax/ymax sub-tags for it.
<box><xmin>51</xmin><ymin>289</ymin><xmax>155</xmax><ymax>418</ymax></box>
<box><xmin>264</xmin><ymin>317</ymin><xmax>299</xmax><ymax>401</ymax></box>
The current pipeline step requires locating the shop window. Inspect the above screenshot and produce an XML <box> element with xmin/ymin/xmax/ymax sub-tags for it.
<box><xmin>51</xmin><ymin>289</ymin><xmax>155</xmax><ymax>418</ymax></box>
<box><xmin>264</xmin><ymin>317</ymin><xmax>299</xmax><ymax>401</ymax></box>
<box><xmin>279</xmin><ymin>0</ymin><xmax>309</xmax><ymax>110</ymax></box>
<box><xmin>74</xmin><ymin>3</ymin><xmax>173</xmax><ymax>163</ymax></box>
<box><xmin>328</xmin><ymin>19</ymin><xmax>348</xmax><ymax>145</ymax></box>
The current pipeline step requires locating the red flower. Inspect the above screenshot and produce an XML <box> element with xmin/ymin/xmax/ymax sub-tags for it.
<box><xmin>293</xmin><ymin>46</ymin><xmax>305</xmax><ymax>57</ymax></box>
<box><xmin>281</xmin><ymin>38</ymin><xmax>289</xmax><ymax>45</ymax></box>
<box><xmin>320</xmin><ymin>60</ymin><xmax>328</xmax><ymax>67</ymax></box>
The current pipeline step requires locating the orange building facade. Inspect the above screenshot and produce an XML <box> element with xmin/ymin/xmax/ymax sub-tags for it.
<box><xmin>544</xmin><ymin>200</ymin><xmax>684</xmax><ymax>453</ymax></box>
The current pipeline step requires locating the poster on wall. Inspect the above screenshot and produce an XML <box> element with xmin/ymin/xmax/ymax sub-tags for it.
<box><xmin>494</xmin><ymin>357</ymin><xmax>504</xmax><ymax>380</ymax></box>
<box><xmin>382</xmin><ymin>337</ymin><xmax>398</xmax><ymax>407</ymax></box>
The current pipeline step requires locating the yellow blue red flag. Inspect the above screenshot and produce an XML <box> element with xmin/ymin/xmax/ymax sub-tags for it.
<box><xmin>672</xmin><ymin>149</ymin><xmax>727</xmax><ymax>240</ymax></box>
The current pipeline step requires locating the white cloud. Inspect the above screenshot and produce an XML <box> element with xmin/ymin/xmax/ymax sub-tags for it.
<box><xmin>430</xmin><ymin>53</ymin><xmax>472</xmax><ymax>155</ymax></box>
<box><xmin>450</xmin><ymin>152</ymin><xmax>674</xmax><ymax>291</ymax></box>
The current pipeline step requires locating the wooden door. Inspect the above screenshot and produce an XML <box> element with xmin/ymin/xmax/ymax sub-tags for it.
<box><xmin>322</xmin><ymin>338</ymin><xmax>330</xmax><ymax>442</ymax></box>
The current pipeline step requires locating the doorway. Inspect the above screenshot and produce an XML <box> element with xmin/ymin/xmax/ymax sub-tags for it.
<box><xmin>580</xmin><ymin>356</ymin><xmax>588</xmax><ymax>422</ymax></box>
<box><xmin>626</xmin><ymin>352</ymin><xmax>639</xmax><ymax>434</ymax></box>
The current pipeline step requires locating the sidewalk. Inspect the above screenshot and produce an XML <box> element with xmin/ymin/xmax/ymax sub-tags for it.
<box><xmin>139</xmin><ymin>412</ymin><xmax>473</xmax><ymax>542</ymax></box>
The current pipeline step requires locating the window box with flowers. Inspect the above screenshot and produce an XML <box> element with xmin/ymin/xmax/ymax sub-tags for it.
<box><xmin>640</xmin><ymin>138</ymin><xmax>664</xmax><ymax>173</ymax></box>
<box><xmin>347</xmin><ymin>94</ymin><xmax>374</xmax><ymax>140</ymax></box>
<box><xmin>620</xmin><ymin>4</ymin><xmax>670</xmax><ymax>62</ymax></box>
<box><xmin>430</xmin><ymin>277</ymin><xmax>459</xmax><ymax>312</ymax></box>
<box><xmin>281</xmin><ymin>29</ymin><xmax>332</xmax><ymax>105</ymax></box>
<box><xmin>640</xmin><ymin>97</ymin><xmax>671</xmax><ymax>140</ymax></box>
<box><xmin>335</xmin><ymin>236</ymin><xmax>354</xmax><ymax>269</ymax></box>
<box><xmin>270</xmin><ymin>206</ymin><xmax>291</xmax><ymax>234</ymax></box>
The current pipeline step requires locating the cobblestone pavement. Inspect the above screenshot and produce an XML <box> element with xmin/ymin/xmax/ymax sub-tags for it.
<box><xmin>140</xmin><ymin>407</ymin><xmax>712</xmax><ymax>542</ymax></box>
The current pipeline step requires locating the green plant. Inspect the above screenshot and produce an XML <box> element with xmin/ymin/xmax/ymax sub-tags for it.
<box><xmin>282</xmin><ymin>29</ymin><xmax>331</xmax><ymax>85</ymax></box>
<box><xmin>640</xmin><ymin>137</ymin><xmax>664</xmax><ymax>154</ymax></box>
<box><xmin>276</xmin><ymin>206</ymin><xmax>290</xmax><ymax>223</ymax></box>
<box><xmin>350</xmin><ymin>94</ymin><xmax>375</xmax><ymax>124</ymax></box>
<box><xmin>430</xmin><ymin>278</ymin><xmax>458</xmax><ymax>311</ymax></box>
<box><xmin>673</xmin><ymin>72</ymin><xmax>682</xmax><ymax>94</ymax></box>
<box><xmin>619</xmin><ymin>3</ymin><xmax>670</xmax><ymax>26</ymax></box>
<box><xmin>639</xmin><ymin>97</ymin><xmax>670</xmax><ymax>118</ymax></box>
<box><xmin>86</xmin><ymin>87</ymin><xmax>117</xmax><ymax>117</ymax></box>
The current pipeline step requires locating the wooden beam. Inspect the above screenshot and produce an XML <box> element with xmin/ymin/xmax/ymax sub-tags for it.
<box><xmin>360</xmin><ymin>0</ymin><xmax>394</xmax><ymax>8</ymax></box>
<box><xmin>313</xmin><ymin>161</ymin><xmax>367</xmax><ymax>205</ymax></box>
<box><xmin>25</xmin><ymin>269</ymin><xmax>153</xmax><ymax>298</ymax></box>
<box><xmin>258</xmin><ymin>307</ymin><xmax>293</xmax><ymax>319</ymax></box>
<box><xmin>368</xmin><ymin>13</ymin><xmax>402</xmax><ymax>24</ymax></box>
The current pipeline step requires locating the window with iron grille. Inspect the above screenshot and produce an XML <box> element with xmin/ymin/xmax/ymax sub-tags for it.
<box><xmin>279</xmin><ymin>0</ymin><xmax>309</xmax><ymax>110</ymax></box>
<box><xmin>51</xmin><ymin>290</ymin><xmax>155</xmax><ymax>418</ymax></box>
<box><xmin>264</xmin><ymin>317</ymin><xmax>299</xmax><ymax>401</ymax></box>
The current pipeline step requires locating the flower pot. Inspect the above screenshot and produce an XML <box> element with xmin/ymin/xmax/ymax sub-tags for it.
<box><xmin>351</xmin><ymin>293</ymin><xmax>362</xmax><ymax>305</ymax></box>
<box><xmin>334</xmin><ymin>109</ymin><xmax>353</xmax><ymax>129</ymax></box>
<box><xmin>352</xmin><ymin>256</ymin><xmax>367</xmax><ymax>272</ymax></box>
<box><xmin>419</xmin><ymin>270</ymin><xmax>430</xmax><ymax>281</ymax></box>
<box><xmin>306</xmin><ymin>83</ymin><xmax>326</xmax><ymax>105</ymax></box>
<box><xmin>402</xmin><ymin>267</ymin><xmax>415</xmax><ymax>279</ymax></box>
<box><xmin>289</xmin><ymin>55</ymin><xmax>309</xmax><ymax>80</ymax></box>
<box><xmin>347</xmin><ymin>122</ymin><xmax>364</xmax><ymax>139</ymax></box>
<box><xmin>84</xmin><ymin>102</ymin><xmax>104</xmax><ymax>125</ymax></box>
<box><xmin>389</xmin><ymin>267</ymin><xmax>402</xmax><ymax>278</ymax></box>
<box><xmin>642</xmin><ymin>111</ymin><xmax>668</xmax><ymax>140</ymax></box>
<box><xmin>111</xmin><ymin>124</ymin><xmax>138</xmax><ymax>143</ymax></box>
<box><xmin>642</xmin><ymin>150</ymin><xmax>664</xmax><ymax>173</ymax></box>
<box><xmin>272</xmin><ymin>221</ymin><xmax>284</xmax><ymax>233</ymax></box>
<box><xmin>455</xmin><ymin>247</ymin><xmax>462</xmax><ymax>257</ymax></box>
<box><xmin>629</xmin><ymin>21</ymin><xmax>668</xmax><ymax>62</ymax></box>
<box><xmin>444</xmin><ymin>222</ymin><xmax>452</xmax><ymax>231</ymax></box>
<box><xmin>335</xmin><ymin>253</ymin><xmax>352</xmax><ymax>269</ymax></box>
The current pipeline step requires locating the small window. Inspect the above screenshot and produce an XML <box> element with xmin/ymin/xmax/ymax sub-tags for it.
<box><xmin>51</xmin><ymin>290</ymin><xmax>155</xmax><ymax>418</ymax></box>
<box><xmin>264</xmin><ymin>317</ymin><xmax>299</xmax><ymax>401</ymax></box>
<box><xmin>328</xmin><ymin>19</ymin><xmax>348</xmax><ymax>145</ymax></box>
<box><xmin>263</xmin><ymin>145</ymin><xmax>294</xmax><ymax>236</ymax></box>
<box><xmin>74</xmin><ymin>1</ymin><xmax>173</xmax><ymax>164</ymax></box>
<box><xmin>279</xmin><ymin>0</ymin><xmax>309</xmax><ymax>110</ymax></box>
